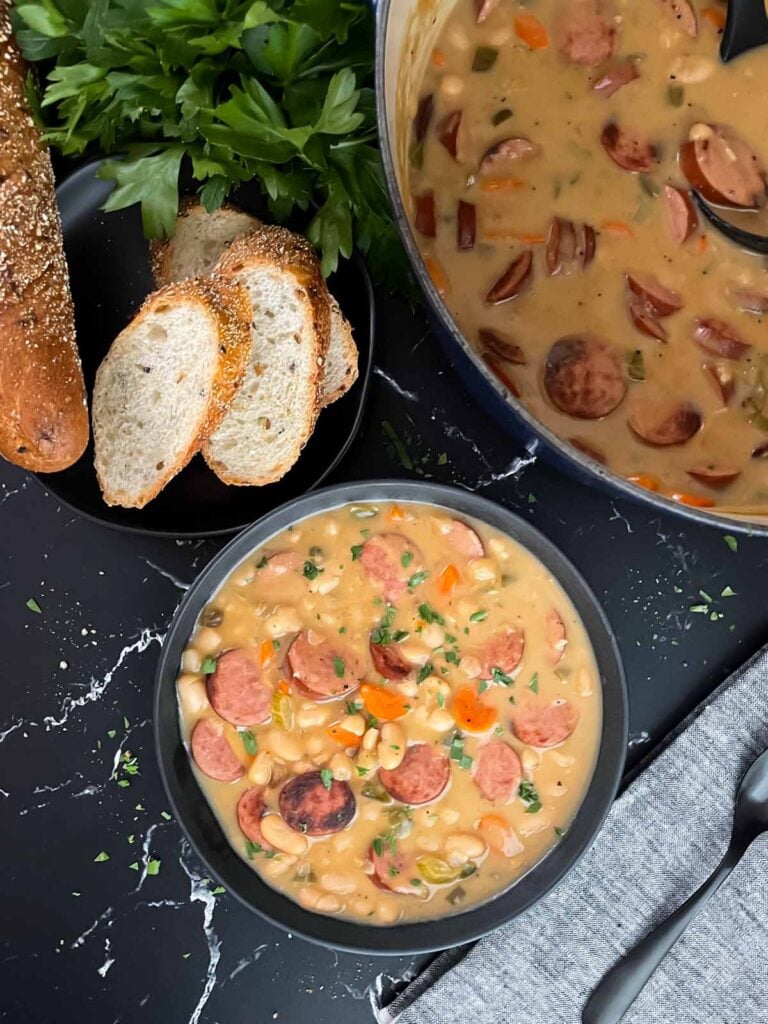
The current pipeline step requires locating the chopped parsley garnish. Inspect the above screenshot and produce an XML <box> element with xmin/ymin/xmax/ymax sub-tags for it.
<box><xmin>529</xmin><ymin>673</ymin><xmax>539</xmax><ymax>694</ymax></box>
<box><xmin>346</xmin><ymin>700</ymin><xmax>362</xmax><ymax>715</ymax></box>
<box><xmin>419</xmin><ymin>603</ymin><xmax>444</xmax><ymax>625</ymax></box>
<box><xmin>401</xmin><ymin>551</ymin><xmax>414</xmax><ymax>568</ymax></box>
<box><xmin>356</xmin><ymin>766</ymin><xmax>370</xmax><ymax>776</ymax></box>
<box><xmin>472</xmin><ymin>45</ymin><xmax>498</xmax><ymax>72</ymax></box>
<box><xmin>372</xmin><ymin>837</ymin><xmax>384</xmax><ymax>857</ymax></box>
<box><xmin>388</xmin><ymin>865</ymin><xmax>400</xmax><ymax>877</ymax></box>
<box><xmin>245</xmin><ymin>840</ymin><xmax>262</xmax><ymax>859</ymax></box>
<box><xmin>146</xmin><ymin>859</ymin><xmax>161</xmax><ymax>876</ymax></box>
<box><xmin>94</xmin><ymin>851</ymin><xmax>109</xmax><ymax>863</ymax></box>
<box><xmin>444</xmin><ymin>632</ymin><xmax>457</xmax><ymax>644</ymax></box>
<box><xmin>724</xmin><ymin>534</ymin><xmax>738</xmax><ymax>553</ymax></box>
<box><xmin>350</xmin><ymin>544</ymin><xmax>363</xmax><ymax>561</ymax></box>
<box><xmin>26</xmin><ymin>598</ymin><xmax>42</xmax><ymax>614</ymax></box>
<box><xmin>255</xmin><ymin>556</ymin><xmax>268</xmax><ymax>569</ymax></box>
<box><xmin>129</xmin><ymin>862</ymin><xmax>139</xmax><ymax>871</ymax></box>
<box><xmin>416</xmin><ymin>663</ymin><xmax>434</xmax><ymax>685</ymax></box>
<box><xmin>309</xmin><ymin>546</ymin><xmax>323</xmax><ymax>557</ymax></box>
<box><xmin>408</xmin><ymin>571</ymin><xmax>429</xmax><ymax>590</ymax></box>
<box><xmin>201</xmin><ymin>656</ymin><xmax>217</xmax><ymax>675</ymax></box>
<box><xmin>469</xmin><ymin>610</ymin><xmax>488</xmax><ymax>623</ymax></box>
<box><xmin>410</xmin><ymin>878</ymin><xmax>423</xmax><ymax>886</ymax></box>
<box><xmin>320</xmin><ymin>768</ymin><xmax>334</xmax><ymax>790</ymax></box>
<box><xmin>444</xmin><ymin>650</ymin><xmax>459</xmax><ymax>665</ymax></box>
<box><xmin>302</xmin><ymin>560</ymin><xmax>324</xmax><ymax>580</ymax></box>
<box><xmin>721</xmin><ymin>586</ymin><xmax>736</xmax><ymax>597</ymax></box>
<box><xmin>160</xmin><ymin>811</ymin><xmax>172</xmax><ymax>821</ymax></box>
<box><xmin>436</xmin><ymin>692</ymin><xmax>445</xmax><ymax>708</ymax></box>
<box><xmin>449</xmin><ymin>734</ymin><xmax>465</xmax><ymax>762</ymax></box>
<box><xmin>371</xmin><ymin>604</ymin><xmax>398</xmax><ymax>645</ymax></box>
<box><xmin>459</xmin><ymin>754</ymin><xmax>473</xmax><ymax>770</ymax></box>
<box><xmin>554</xmin><ymin>826</ymin><xmax>566</xmax><ymax>839</ymax></box>
<box><xmin>491</xmin><ymin>107</ymin><xmax>513</xmax><ymax>126</ymax></box>
<box><xmin>107</xmin><ymin>729</ymin><xmax>116</xmax><ymax>739</ymax></box>
<box><xmin>491</xmin><ymin>667</ymin><xmax>514</xmax><ymax>686</ymax></box>
<box><xmin>211</xmin><ymin>886</ymin><xmax>226</xmax><ymax>895</ymax></box>
<box><xmin>392</xmin><ymin>629</ymin><xmax>410</xmax><ymax>643</ymax></box>
<box><xmin>239</xmin><ymin>730</ymin><xmax>257</xmax><ymax>756</ymax></box>
<box><xmin>519</xmin><ymin>780</ymin><xmax>542</xmax><ymax>813</ymax></box>
<box><xmin>333</xmin><ymin>656</ymin><xmax>345</xmax><ymax>678</ymax></box>
<box><xmin>477</xmin><ymin>679</ymin><xmax>489</xmax><ymax>695</ymax></box>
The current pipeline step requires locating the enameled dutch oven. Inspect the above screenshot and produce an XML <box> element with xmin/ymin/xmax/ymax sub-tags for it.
<box><xmin>155</xmin><ymin>480</ymin><xmax>627</xmax><ymax>954</ymax></box>
<box><xmin>373</xmin><ymin>0</ymin><xmax>768</xmax><ymax>536</ymax></box>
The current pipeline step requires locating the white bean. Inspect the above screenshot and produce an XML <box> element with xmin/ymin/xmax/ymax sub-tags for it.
<box><xmin>550</xmin><ymin>751</ymin><xmax>575</xmax><ymax>768</ymax></box>
<box><xmin>324</xmin><ymin>519</ymin><xmax>340</xmax><ymax>537</ymax></box>
<box><xmin>362</xmin><ymin>727</ymin><xmax>379</xmax><ymax>752</ymax></box>
<box><xmin>181</xmin><ymin>649</ymin><xmax>202</xmax><ymax>673</ymax></box>
<box><xmin>518</xmin><ymin>811</ymin><xmax>552</xmax><ymax>837</ymax></box>
<box><xmin>230</xmin><ymin>564</ymin><xmax>254</xmax><ymax>587</ymax></box>
<box><xmin>521</xmin><ymin>748</ymin><xmax>540</xmax><ymax>774</ymax></box>
<box><xmin>574</xmin><ymin>668</ymin><xmax>593</xmax><ymax>697</ymax></box>
<box><xmin>399</xmin><ymin>641</ymin><xmax>430</xmax><ymax>666</ymax></box>
<box><xmin>177</xmin><ymin>675</ymin><xmax>208</xmax><ymax>716</ymax></box>
<box><xmin>422</xmin><ymin>623</ymin><xmax>445</xmax><ymax>649</ymax></box>
<box><xmin>487</xmin><ymin>538</ymin><xmax>510</xmax><ymax>560</ymax></box>
<box><xmin>417</xmin><ymin>834</ymin><xmax>440</xmax><ymax>852</ymax></box>
<box><xmin>397</xmin><ymin>680</ymin><xmax>418</xmax><ymax>698</ymax></box>
<box><xmin>248</xmin><ymin>751</ymin><xmax>273</xmax><ymax>786</ymax></box>
<box><xmin>332</xmin><ymin>831</ymin><xmax>354</xmax><ymax>852</ymax></box>
<box><xmin>344</xmin><ymin>714</ymin><xmax>366</xmax><ymax>737</ymax></box>
<box><xmin>260</xmin><ymin>815</ymin><xmax>308</xmax><ymax>856</ymax></box>
<box><xmin>296</xmin><ymin>703</ymin><xmax>330</xmax><ymax>729</ymax></box>
<box><xmin>330</xmin><ymin>752</ymin><xmax>353</xmax><ymax>781</ymax></box>
<box><xmin>350</xmin><ymin>896</ymin><xmax>373</xmax><ymax>917</ymax></box>
<box><xmin>376</xmin><ymin>900</ymin><xmax>400</xmax><ymax>924</ymax></box>
<box><xmin>426</xmin><ymin>708</ymin><xmax>454</xmax><ymax>733</ymax></box>
<box><xmin>305</xmin><ymin>734</ymin><xmax>324</xmax><ymax>756</ymax></box>
<box><xmin>440</xmin><ymin>807</ymin><xmax>460</xmax><ymax>825</ymax></box>
<box><xmin>669</xmin><ymin>54</ymin><xmax>716</xmax><ymax>83</ymax></box>
<box><xmin>266</xmin><ymin>728</ymin><xmax>304</xmax><ymax>763</ymax></box>
<box><xmin>378</xmin><ymin>724</ymin><xmax>405</xmax><ymax>770</ymax></box>
<box><xmin>195</xmin><ymin>627</ymin><xmax>221</xmax><ymax>654</ymax></box>
<box><xmin>265</xmin><ymin>605</ymin><xmax>302</xmax><ymax>638</ymax></box>
<box><xmin>357</xmin><ymin>749</ymin><xmax>379</xmax><ymax>774</ymax></box>
<box><xmin>297</xmin><ymin>885</ymin><xmax>324</xmax><ymax>909</ymax></box>
<box><xmin>316</xmin><ymin>893</ymin><xmax>343</xmax><ymax>914</ymax></box>
<box><xmin>470</xmin><ymin>558</ymin><xmax>497</xmax><ymax>583</ymax></box>
<box><xmin>445</xmin><ymin>833</ymin><xmax>486</xmax><ymax>860</ymax></box>
<box><xmin>312</xmin><ymin>575</ymin><xmax>340</xmax><ymax>596</ymax></box>
<box><xmin>320</xmin><ymin>872</ymin><xmax>357</xmax><ymax>895</ymax></box>
<box><xmin>415</xmin><ymin>808</ymin><xmax>439</xmax><ymax>829</ymax></box>
<box><xmin>261</xmin><ymin>854</ymin><xmax>295</xmax><ymax>879</ymax></box>
<box><xmin>459</xmin><ymin>656</ymin><xmax>481</xmax><ymax>679</ymax></box>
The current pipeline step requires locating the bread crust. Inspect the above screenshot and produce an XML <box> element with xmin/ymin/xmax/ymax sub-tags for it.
<box><xmin>0</xmin><ymin>4</ymin><xmax>89</xmax><ymax>473</ymax></box>
<box><xmin>203</xmin><ymin>224</ymin><xmax>332</xmax><ymax>486</ymax></box>
<box><xmin>93</xmin><ymin>277</ymin><xmax>252</xmax><ymax>507</ymax></box>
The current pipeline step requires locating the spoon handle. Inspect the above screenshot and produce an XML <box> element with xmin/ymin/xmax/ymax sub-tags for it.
<box><xmin>582</xmin><ymin>844</ymin><xmax>743</xmax><ymax>1024</ymax></box>
<box><xmin>721</xmin><ymin>0</ymin><xmax>768</xmax><ymax>63</ymax></box>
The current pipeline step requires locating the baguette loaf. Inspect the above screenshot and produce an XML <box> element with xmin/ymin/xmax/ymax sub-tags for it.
<box><xmin>0</xmin><ymin>4</ymin><xmax>88</xmax><ymax>472</ymax></box>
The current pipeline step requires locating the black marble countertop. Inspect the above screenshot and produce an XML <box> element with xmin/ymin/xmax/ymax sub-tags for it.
<box><xmin>3</xmin><ymin>287</ymin><xmax>768</xmax><ymax>1024</ymax></box>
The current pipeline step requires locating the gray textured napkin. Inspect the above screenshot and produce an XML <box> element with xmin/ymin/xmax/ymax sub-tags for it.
<box><xmin>384</xmin><ymin>645</ymin><xmax>768</xmax><ymax>1024</ymax></box>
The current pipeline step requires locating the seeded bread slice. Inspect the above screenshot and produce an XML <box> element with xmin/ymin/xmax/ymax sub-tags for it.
<box><xmin>150</xmin><ymin>201</ymin><xmax>358</xmax><ymax>405</ymax></box>
<box><xmin>92</xmin><ymin>277</ymin><xmax>251</xmax><ymax>508</ymax></box>
<box><xmin>201</xmin><ymin>225</ymin><xmax>331</xmax><ymax>487</ymax></box>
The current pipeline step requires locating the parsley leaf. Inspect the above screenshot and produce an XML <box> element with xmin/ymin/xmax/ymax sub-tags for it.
<box><xmin>333</xmin><ymin>656</ymin><xmax>345</xmax><ymax>678</ymax></box>
<box><xmin>302</xmin><ymin>559</ymin><xmax>324</xmax><ymax>580</ymax></box>
<box><xmin>320</xmin><ymin>768</ymin><xmax>333</xmax><ymax>790</ymax></box>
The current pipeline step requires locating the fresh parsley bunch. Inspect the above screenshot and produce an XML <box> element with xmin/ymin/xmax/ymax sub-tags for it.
<box><xmin>13</xmin><ymin>0</ymin><xmax>410</xmax><ymax>285</ymax></box>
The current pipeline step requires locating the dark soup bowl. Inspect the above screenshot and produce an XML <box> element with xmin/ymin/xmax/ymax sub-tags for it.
<box><xmin>155</xmin><ymin>480</ymin><xmax>627</xmax><ymax>954</ymax></box>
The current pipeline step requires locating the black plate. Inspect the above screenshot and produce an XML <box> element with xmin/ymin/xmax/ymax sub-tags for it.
<box><xmin>35</xmin><ymin>161</ymin><xmax>374</xmax><ymax>538</ymax></box>
<box><xmin>155</xmin><ymin>481</ymin><xmax>628</xmax><ymax>955</ymax></box>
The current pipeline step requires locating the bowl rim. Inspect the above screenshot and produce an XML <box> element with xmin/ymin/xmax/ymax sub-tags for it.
<box><xmin>373</xmin><ymin>0</ymin><xmax>768</xmax><ymax>538</ymax></box>
<box><xmin>154</xmin><ymin>480</ymin><xmax>628</xmax><ymax>955</ymax></box>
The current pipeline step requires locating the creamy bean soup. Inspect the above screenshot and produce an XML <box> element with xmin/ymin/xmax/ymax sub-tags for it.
<box><xmin>404</xmin><ymin>0</ymin><xmax>768</xmax><ymax>513</ymax></box>
<box><xmin>177</xmin><ymin>502</ymin><xmax>601</xmax><ymax>924</ymax></box>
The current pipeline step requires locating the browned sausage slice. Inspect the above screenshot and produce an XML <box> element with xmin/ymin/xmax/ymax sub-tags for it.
<box><xmin>582</xmin><ymin>224</ymin><xmax>597</xmax><ymax>266</ymax></box>
<box><xmin>483</xmin><ymin>353</ymin><xmax>522</xmax><ymax>398</ymax></box>
<box><xmin>414</xmin><ymin>193</ymin><xmax>436</xmax><ymax>238</ymax></box>
<box><xmin>557</xmin><ymin>1</ymin><xmax>617</xmax><ymax>66</ymax></box>
<box><xmin>475</xmin><ymin>0</ymin><xmax>503</xmax><ymax>23</ymax></box>
<box><xmin>369</xmin><ymin>844</ymin><xmax>422</xmax><ymax>895</ymax></box>
<box><xmin>286</xmin><ymin>631</ymin><xmax>361</xmax><ymax>699</ymax></box>
<box><xmin>360</xmin><ymin>533</ymin><xmax>423</xmax><ymax>603</ymax></box>
<box><xmin>659</xmin><ymin>0</ymin><xmax>698</xmax><ymax>36</ymax></box>
<box><xmin>413</xmin><ymin>93</ymin><xmax>434</xmax><ymax>143</ymax></box>
<box><xmin>601</xmin><ymin>123</ymin><xmax>659</xmax><ymax>173</ymax></box>
<box><xmin>486</xmin><ymin>251</ymin><xmax>533</xmax><ymax>305</ymax></box>
<box><xmin>626</xmin><ymin>274</ymin><xmax>683</xmax><ymax>317</ymax></box>
<box><xmin>680</xmin><ymin>124</ymin><xmax>767</xmax><ymax>209</ymax></box>
<box><xmin>457</xmin><ymin>200</ymin><xmax>476</xmax><ymax>250</ymax></box>
<box><xmin>478</xmin><ymin>328</ymin><xmax>526</xmax><ymax>365</ymax></box>
<box><xmin>628</xmin><ymin>397</ymin><xmax>702</xmax><ymax>446</ymax></box>
<box><xmin>191</xmin><ymin>718</ymin><xmax>243</xmax><ymax>782</ymax></box>
<box><xmin>692</xmin><ymin>318</ymin><xmax>751</xmax><ymax>359</ymax></box>
<box><xmin>663</xmin><ymin>184</ymin><xmax>698</xmax><ymax>244</ymax></box>
<box><xmin>544</xmin><ymin>335</ymin><xmax>628</xmax><ymax>419</ymax></box>
<box><xmin>279</xmin><ymin>771</ymin><xmax>356</xmax><ymax>835</ymax></box>
<box><xmin>479</xmin><ymin>137</ymin><xmax>541</xmax><ymax>175</ymax></box>
<box><xmin>704</xmin><ymin>363</ymin><xmax>735</xmax><ymax>405</ymax></box>
<box><xmin>237</xmin><ymin>788</ymin><xmax>271</xmax><ymax>847</ymax></box>
<box><xmin>440</xmin><ymin>518</ymin><xmax>485</xmax><ymax>559</ymax></box>
<box><xmin>569</xmin><ymin>437</ymin><xmax>608</xmax><ymax>465</ymax></box>
<box><xmin>257</xmin><ymin>551</ymin><xmax>302</xmax><ymax>582</ymax></box>
<box><xmin>207</xmin><ymin>649</ymin><xmax>272</xmax><ymax>727</ymax></box>
<box><xmin>627</xmin><ymin>297</ymin><xmax>667</xmax><ymax>342</ymax></box>
<box><xmin>379</xmin><ymin>744</ymin><xmax>451</xmax><ymax>805</ymax></box>
<box><xmin>752</xmin><ymin>441</ymin><xmax>768</xmax><ymax>459</ymax></box>
<box><xmin>437</xmin><ymin>110</ymin><xmax>462</xmax><ymax>159</ymax></box>
<box><xmin>546</xmin><ymin>217</ymin><xmax>578</xmax><ymax>277</ymax></box>
<box><xmin>370</xmin><ymin>640</ymin><xmax>411</xmax><ymax>680</ymax></box>
<box><xmin>592</xmin><ymin>61</ymin><xmax>639</xmax><ymax>98</ymax></box>
<box><xmin>478</xmin><ymin>625</ymin><xmax>525</xmax><ymax>679</ymax></box>
<box><xmin>687</xmin><ymin>466</ymin><xmax>742</xmax><ymax>489</ymax></box>
<box><xmin>546</xmin><ymin>608</ymin><xmax>568</xmax><ymax>665</ymax></box>
<box><xmin>472</xmin><ymin>739</ymin><xmax>522</xmax><ymax>802</ymax></box>
<box><xmin>511</xmin><ymin>700</ymin><xmax>579</xmax><ymax>747</ymax></box>
<box><xmin>730</xmin><ymin>288</ymin><xmax>768</xmax><ymax>315</ymax></box>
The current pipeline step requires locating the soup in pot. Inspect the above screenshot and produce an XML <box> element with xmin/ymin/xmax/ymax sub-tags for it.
<box><xmin>176</xmin><ymin>502</ymin><xmax>601</xmax><ymax>924</ymax></box>
<box><xmin>404</xmin><ymin>0</ymin><xmax>768</xmax><ymax>513</ymax></box>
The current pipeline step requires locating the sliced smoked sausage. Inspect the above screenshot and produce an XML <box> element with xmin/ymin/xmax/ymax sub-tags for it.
<box><xmin>557</xmin><ymin>0</ymin><xmax>617</xmax><ymax>66</ymax></box>
<box><xmin>687</xmin><ymin>466</ymin><xmax>741</xmax><ymax>489</ymax></box>
<box><xmin>286</xmin><ymin>631</ymin><xmax>361</xmax><ymax>699</ymax></box>
<box><xmin>478</xmin><ymin>328</ymin><xmax>526</xmax><ymax>366</ymax></box>
<box><xmin>191</xmin><ymin>718</ymin><xmax>244</xmax><ymax>782</ymax></box>
<box><xmin>379</xmin><ymin>743</ymin><xmax>451</xmax><ymax>805</ymax></box>
<box><xmin>663</xmin><ymin>184</ymin><xmax>698</xmax><ymax>244</ymax></box>
<box><xmin>439</xmin><ymin>518</ymin><xmax>485</xmax><ymax>559</ymax></box>
<box><xmin>479</xmin><ymin>137</ymin><xmax>541</xmax><ymax>175</ymax></box>
<box><xmin>680</xmin><ymin>124</ymin><xmax>767</xmax><ymax>209</ymax></box>
<box><xmin>626</xmin><ymin>274</ymin><xmax>683</xmax><ymax>317</ymax></box>
<box><xmin>478</xmin><ymin>625</ymin><xmax>525</xmax><ymax>679</ymax></box>
<box><xmin>544</xmin><ymin>335</ymin><xmax>627</xmax><ymax>420</ymax></box>
<box><xmin>370</xmin><ymin>639</ymin><xmax>411</xmax><ymax>680</ymax></box>
<box><xmin>658</xmin><ymin>0</ymin><xmax>698</xmax><ymax>36</ymax></box>
<box><xmin>473</xmin><ymin>739</ymin><xmax>522</xmax><ymax>802</ymax></box>
<box><xmin>279</xmin><ymin>771</ymin><xmax>356</xmax><ymax>835</ymax></box>
<box><xmin>592</xmin><ymin>61</ymin><xmax>639</xmax><ymax>98</ymax></box>
<box><xmin>369</xmin><ymin>843</ymin><xmax>422</xmax><ymax>895</ymax></box>
<box><xmin>486</xmin><ymin>251</ymin><xmax>533</xmax><ymax>305</ymax></box>
<box><xmin>601</xmin><ymin>123</ymin><xmax>659</xmax><ymax>173</ymax></box>
<box><xmin>511</xmin><ymin>700</ymin><xmax>579</xmax><ymax>747</ymax></box>
<box><xmin>360</xmin><ymin>533</ymin><xmax>423</xmax><ymax>603</ymax></box>
<box><xmin>237</xmin><ymin>788</ymin><xmax>270</xmax><ymax>847</ymax></box>
<box><xmin>628</xmin><ymin>397</ymin><xmax>702</xmax><ymax>446</ymax></box>
<box><xmin>546</xmin><ymin>608</ymin><xmax>568</xmax><ymax>666</ymax></box>
<box><xmin>206</xmin><ymin>649</ymin><xmax>272</xmax><ymax>727</ymax></box>
<box><xmin>257</xmin><ymin>551</ymin><xmax>302</xmax><ymax>582</ymax></box>
<box><xmin>692</xmin><ymin>318</ymin><xmax>751</xmax><ymax>360</ymax></box>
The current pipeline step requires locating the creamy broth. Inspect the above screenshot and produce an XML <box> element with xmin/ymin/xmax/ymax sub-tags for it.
<box><xmin>177</xmin><ymin>502</ymin><xmax>601</xmax><ymax>925</ymax></box>
<box><xmin>405</xmin><ymin>0</ymin><xmax>768</xmax><ymax>513</ymax></box>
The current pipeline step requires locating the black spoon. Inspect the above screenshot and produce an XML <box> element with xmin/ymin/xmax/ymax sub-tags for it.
<box><xmin>721</xmin><ymin>0</ymin><xmax>768</xmax><ymax>63</ymax></box>
<box><xmin>582</xmin><ymin>746</ymin><xmax>768</xmax><ymax>1024</ymax></box>
<box><xmin>693</xmin><ymin>192</ymin><xmax>768</xmax><ymax>256</ymax></box>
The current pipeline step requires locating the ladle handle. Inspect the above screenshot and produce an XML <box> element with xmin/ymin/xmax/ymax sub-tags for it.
<box><xmin>721</xmin><ymin>0</ymin><xmax>768</xmax><ymax>63</ymax></box>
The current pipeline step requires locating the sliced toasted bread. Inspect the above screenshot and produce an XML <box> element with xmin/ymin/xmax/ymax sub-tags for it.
<box><xmin>151</xmin><ymin>202</ymin><xmax>358</xmax><ymax>406</ymax></box>
<box><xmin>92</xmin><ymin>278</ymin><xmax>251</xmax><ymax>508</ymax></box>
<box><xmin>201</xmin><ymin>225</ymin><xmax>331</xmax><ymax>487</ymax></box>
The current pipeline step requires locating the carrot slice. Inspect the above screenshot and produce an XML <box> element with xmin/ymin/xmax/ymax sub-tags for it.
<box><xmin>515</xmin><ymin>12</ymin><xmax>549</xmax><ymax>49</ymax></box>
<box><xmin>277</xmin><ymin>679</ymin><xmax>291</xmax><ymax>694</ymax></box>
<box><xmin>701</xmin><ymin>6</ymin><xmax>726</xmax><ymax>31</ymax></box>
<box><xmin>259</xmin><ymin>639</ymin><xmax>275</xmax><ymax>667</ymax></box>
<box><xmin>627</xmin><ymin>474</ymin><xmax>661</xmax><ymax>492</ymax></box>
<box><xmin>425</xmin><ymin>256</ymin><xmax>449</xmax><ymax>295</ymax></box>
<box><xmin>477</xmin><ymin>814</ymin><xmax>523</xmax><ymax>857</ymax></box>
<box><xmin>480</xmin><ymin>177</ymin><xmax>526</xmax><ymax>192</ymax></box>
<box><xmin>453</xmin><ymin>686</ymin><xmax>497</xmax><ymax>733</ymax></box>
<box><xmin>360</xmin><ymin>683</ymin><xmax>410</xmax><ymax>721</ymax></box>
<box><xmin>432</xmin><ymin>48</ymin><xmax>446</xmax><ymax>67</ymax></box>
<box><xmin>387</xmin><ymin>504</ymin><xmax>406</xmax><ymax>521</ymax></box>
<box><xmin>668</xmin><ymin>491</ymin><xmax>716</xmax><ymax>508</ymax></box>
<box><xmin>437</xmin><ymin>563</ymin><xmax>460</xmax><ymax>596</ymax></box>
<box><xmin>697</xmin><ymin>234</ymin><xmax>709</xmax><ymax>254</ymax></box>
<box><xmin>327</xmin><ymin>725</ymin><xmax>362</xmax><ymax>748</ymax></box>
<box><xmin>600</xmin><ymin>220</ymin><xmax>636</xmax><ymax>239</ymax></box>
<box><xmin>483</xmin><ymin>228</ymin><xmax>545</xmax><ymax>242</ymax></box>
